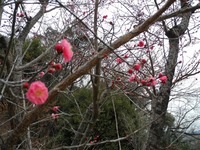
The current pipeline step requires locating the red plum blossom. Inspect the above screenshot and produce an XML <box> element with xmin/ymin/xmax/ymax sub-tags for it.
<box><xmin>22</xmin><ymin>82</ymin><xmax>29</xmax><ymax>89</ymax></box>
<box><xmin>138</xmin><ymin>40</ymin><xmax>145</xmax><ymax>47</ymax></box>
<box><xmin>26</xmin><ymin>81</ymin><xmax>48</xmax><ymax>105</ymax></box>
<box><xmin>116</xmin><ymin>58</ymin><xmax>122</xmax><ymax>63</ymax></box>
<box><xmin>52</xmin><ymin>106</ymin><xmax>60</xmax><ymax>112</ymax></box>
<box><xmin>133</xmin><ymin>64</ymin><xmax>141</xmax><ymax>71</ymax></box>
<box><xmin>51</xmin><ymin>113</ymin><xmax>59</xmax><ymax>119</ymax></box>
<box><xmin>159</xmin><ymin>76</ymin><xmax>168</xmax><ymax>84</ymax></box>
<box><xmin>55</xmin><ymin>39</ymin><xmax>73</xmax><ymax>63</ymax></box>
<box><xmin>129</xmin><ymin>74</ymin><xmax>136</xmax><ymax>82</ymax></box>
<box><xmin>61</xmin><ymin>39</ymin><xmax>73</xmax><ymax>63</ymax></box>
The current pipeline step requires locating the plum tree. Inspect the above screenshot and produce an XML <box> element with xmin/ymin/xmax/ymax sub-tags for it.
<box><xmin>0</xmin><ymin>0</ymin><xmax>200</xmax><ymax>149</ymax></box>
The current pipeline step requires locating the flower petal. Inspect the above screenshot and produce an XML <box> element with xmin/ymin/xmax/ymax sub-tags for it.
<box><xmin>61</xmin><ymin>39</ymin><xmax>73</xmax><ymax>63</ymax></box>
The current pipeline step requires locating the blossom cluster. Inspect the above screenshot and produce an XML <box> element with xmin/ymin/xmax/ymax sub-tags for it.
<box><xmin>52</xmin><ymin>106</ymin><xmax>60</xmax><ymax>119</ymax></box>
<box><xmin>23</xmin><ymin>39</ymin><xmax>73</xmax><ymax>105</ymax></box>
<box><xmin>114</xmin><ymin>40</ymin><xmax>168</xmax><ymax>87</ymax></box>
<box><xmin>89</xmin><ymin>135</ymin><xmax>100</xmax><ymax>144</ymax></box>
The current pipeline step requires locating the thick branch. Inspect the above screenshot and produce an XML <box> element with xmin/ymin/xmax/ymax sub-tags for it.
<box><xmin>19</xmin><ymin>4</ymin><xmax>47</xmax><ymax>41</ymax></box>
<box><xmin>147</xmin><ymin>1</ymin><xmax>193</xmax><ymax>149</ymax></box>
<box><xmin>158</xmin><ymin>3</ymin><xmax>200</xmax><ymax>22</ymax></box>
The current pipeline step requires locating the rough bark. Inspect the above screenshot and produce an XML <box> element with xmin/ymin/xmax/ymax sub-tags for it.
<box><xmin>147</xmin><ymin>1</ymin><xmax>192</xmax><ymax>149</ymax></box>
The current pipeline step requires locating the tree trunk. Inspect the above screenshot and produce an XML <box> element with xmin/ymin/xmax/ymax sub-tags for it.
<box><xmin>2</xmin><ymin>4</ymin><xmax>47</xmax><ymax>149</ymax></box>
<box><xmin>146</xmin><ymin>1</ymin><xmax>192</xmax><ymax>149</ymax></box>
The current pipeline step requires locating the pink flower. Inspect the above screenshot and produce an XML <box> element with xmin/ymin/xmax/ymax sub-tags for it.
<box><xmin>159</xmin><ymin>76</ymin><xmax>167</xmax><ymax>84</ymax></box>
<box><xmin>54</xmin><ymin>63</ymin><xmax>62</xmax><ymax>71</ymax></box>
<box><xmin>22</xmin><ymin>82</ymin><xmax>29</xmax><ymax>89</ymax></box>
<box><xmin>39</xmin><ymin>71</ymin><xmax>45</xmax><ymax>78</ymax></box>
<box><xmin>124</xmin><ymin>54</ymin><xmax>129</xmax><ymax>58</ymax></box>
<box><xmin>133</xmin><ymin>64</ymin><xmax>141</xmax><ymax>71</ymax></box>
<box><xmin>140</xmin><ymin>79</ymin><xmax>146</xmax><ymax>85</ymax></box>
<box><xmin>55</xmin><ymin>43</ymin><xmax>63</xmax><ymax>53</ymax></box>
<box><xmin>103</xmin><ymin>15</ymin><xmax>108</xmax><ymax>19</ymax></box>
<box><xmin>116</xmin><ymin>58</ymin><xmax>122</xmax><ymax>63</ymax></box>
<box><xmin>129</xmin><ymin>74</ymin><xmax>136</xmax><ymax>82</ymax></box>
<box><xmin>128</xmin><ymin>68</ymin><xmax>133</xmax><ymax>74</ymax></box>
<box><xmin>51</xmin><ymin>113</ymin><xmax>59</xmax><ymax>119</ymax></box>
<box><xmin>158</xmin><ymin>72</ymin><xmax>163</xmax><ymax>78</ymax></box>
<box><xmin>138</xmin><ymin>40</ymin><xmax>145</xmax><ymax>47</ymax></box>
<box><xmin>48</xmin><ymin>68</ymin><xmax>55</xmax><ymax>73</ymax></box>
<box><xmin>146</xmin><ymin>83</ymin><xmax>151</xmax><ymax>87</ymax></box>
<box><xmin>26</xmin><ymin>81</ymin><xmax>48</xmax><ymax>105</ymax></box>
<box><xmin>52</xmin><ymin>106</ymin><xmax>60</xmax><ymax>112</ymax></box>
<box><xmin>146</xmin><ymin>50</ymin><xmax>150</xmax><ymax>53</ymax></box>
<box><xmin>116</xmin><ymin>77</ymin><xmax>121</xmax><ymax>81</ymax></box>
<box><xmin>50</xmin><ymin>61</ymin><xmax>56</xmax><ymax>67</ymax></box>
<box><xmin>140</xmin><ymin>59</ymin><xmax>147</xmax><ymax>65</ymax></box>
<box><xmin>147</xmin><ymin>76</ymin><xmax>157</xmax><ymax>86</ymax></box>
<box><xmin>150</xmin><ymin>45</ymin><xmax>154</xmax><ymax>50</ymax></box>
<box><xmin>109</xmin><ymin>21</ymin><xmax>113</xmax><ymax>25</ymax></box>
<box><xmin>61</xmin><ymin>39</ymin><xmax>73</xmax><ymax>63</ymax></box>
<box><xmin>17</xmin><ymin>12</ymin><xmax>24</xmax><ymax>17</ymax></box>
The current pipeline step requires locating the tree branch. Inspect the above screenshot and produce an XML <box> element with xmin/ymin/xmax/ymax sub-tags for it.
<box><xmin>158</xmin><ymin>3</ymin><xmax>200</xmax><ymax>22</ymax></box>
